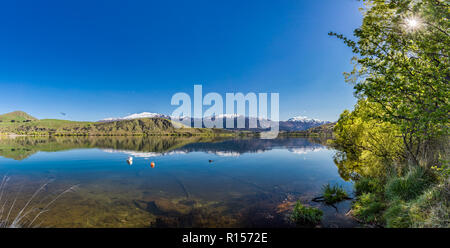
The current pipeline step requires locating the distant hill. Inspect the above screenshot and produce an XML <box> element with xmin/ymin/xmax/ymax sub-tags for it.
<box><xmin>280</xmin><ymin>116</ymin><xmax>330</xmax><ymax>131</ymax></box>
<box><xmin>0</xmin><ymin>111</ymin><xmax>232</xmax><ymax>136</ymax></box>
<box><xmin>306</xmin><ymin>122</ymin><xmax>336</xmax><ymax>136</ymax></box>
<box><xmin>0</xmin><ymin>111</ymin><xmax>38</xmax><ymax>123</ymax></box>
<box><xmin>277</xmin><ymin>122</ymin><xmax>336</xmax><ymax>139</ymax></box>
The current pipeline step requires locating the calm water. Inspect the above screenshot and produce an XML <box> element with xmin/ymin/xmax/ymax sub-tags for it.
<box><xmin>0</xmin><ymin>136</ymin><xmax>357</xmax><ymax>227</ymax></box>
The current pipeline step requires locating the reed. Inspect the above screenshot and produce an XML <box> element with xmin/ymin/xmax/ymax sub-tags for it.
<box><xmin>0</xmin><ymin>176</ymin><xmax>78</xmax><ymax>228</ymax></box>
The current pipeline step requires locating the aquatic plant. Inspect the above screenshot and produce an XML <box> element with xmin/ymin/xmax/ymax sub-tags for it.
<box><xmin>312</xmin><ymin>184</ymin><xmax>350</xmax><ymax>205</ymax></box>
<box><xmin>320</xmin><ymin>183</ymin><xmax>349</xmax><ymax>205</ymax></box>
<box><xmin>0</xmin><ymin>176</ymin><xmax>78</xmax><ymax>228</ymax></box>
<box><xmin>291</xmin><ymin>201</ymin><xmax>323</xmax><ymax>226</ymax></box>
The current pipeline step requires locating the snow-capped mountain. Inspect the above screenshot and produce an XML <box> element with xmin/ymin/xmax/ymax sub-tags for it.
<box><xmin>100</xmin><ymin>112</ymin><xmax>170</xmax><ymax>122</ymax></box>
<box><xmin>288</xmin><ymin>116</ymin><xmax>324</xmax><ymax>122</ymax></box>
<box><xmin>213</xmin><ymin>113</ymin><xmax>244</xmax><ymax>119</ymax></box>
<box><xmin>193</xmin><ymin>114</ymin><xmax>329</xmax><ymax>131</ymax></box>
<box><xmin>279</xmin><ymin>115</ymin><xmax>330</xmax><ymax>131</ymax></box>
<box><xmin>99</xmin><ymin>112</ymin><xmax>330</xmax><ymax>132</ymax></box>
<box><xmin>123</xmin><ymin>112</ymin><xmax>169</xmax><ymax>119</ymax></box>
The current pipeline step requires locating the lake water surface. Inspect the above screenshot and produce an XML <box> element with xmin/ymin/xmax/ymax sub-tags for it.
<box><xmin>0</xmin><ymin>136</ymin><xmax>357</xmax><ymax>227</ymax></box>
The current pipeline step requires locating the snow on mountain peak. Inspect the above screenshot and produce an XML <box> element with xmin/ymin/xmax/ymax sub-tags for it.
<box><xmin>123</xmin><ymin>112</ymin><xmax>167</xmax><ymax>119</ymax></box>
<box><xmin>287</xmin><ymin>116</ymin><xmax>327</xmax><ymax>123</ymax></box>
<box><xmin>100</xmin><ymin>112</ymin><xmax>169</xmax><ymax>122</ymax></box>
<box><xmin>214</xmin><ymin>113</ymin><xmax>244</xmax><ymax>118</ymax></box>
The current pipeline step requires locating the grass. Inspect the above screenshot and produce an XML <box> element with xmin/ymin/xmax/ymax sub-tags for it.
<box><xmin>383</xmin><ymin>200</ymin><xmax>411</xmax><ymax>228</ymax></box>
<box><xmin>351</xmin><ymin>166</ymin><xmax>448</xmax><ymax>228</ymax></box>
<box><xmin>0</xmin><ymin>176</ymin><xmax>78</xmax><ymax>228</ymax></box>
<box><xmin>321</xmin><ymin>183</ymin><xmax>349</xmax><ymax>204</ymax></box>
<box><xmin>410</xmin><ymin>181</ymin><xmax>450</xmax><ymax>227</ymax></box>
<box><xmin>385</xmin><ymin>166</ymin><xmax>436</xmax><ymax>201</ymax></box>
<box><xmin>352</xmin><ymin>192</ymin><xmax>386</xmax><ymax>224</ymax></box>
<box><xmin>383</xmin><ymin>181</ymin><xmax>450</xmax><ymax>228</ymax></box>
<box><xmin>291</xmin><ymin>201</ymin><xmax>323</xmax><ymax>226</ymax></box>
<box><xmin>0</xmin><ymin>111</ymin><xmax>37</xmax><ymax>122</ymax></box>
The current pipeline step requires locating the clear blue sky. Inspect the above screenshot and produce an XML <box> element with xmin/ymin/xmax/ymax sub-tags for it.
<box><xmin>0</xmin><ymin>0</ymin><xmax>362</xmax><ymax>121</ymax></box>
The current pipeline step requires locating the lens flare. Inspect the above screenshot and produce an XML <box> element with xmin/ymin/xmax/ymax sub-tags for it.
<box><xmin>404</xmin><ymin>17</ymin><xmax>422</xmax><ymax>31</ymax></box>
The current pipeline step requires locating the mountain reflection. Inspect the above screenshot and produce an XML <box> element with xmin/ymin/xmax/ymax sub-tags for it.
<box><xmin>177</xmin><ymin>138</ymin><xmax>328</xmax><ymax>157</ymax></box>
<box><xmin>0</xmin><ymin>136</ymin><xmax>329</xmax><ymax>160</ymax></box>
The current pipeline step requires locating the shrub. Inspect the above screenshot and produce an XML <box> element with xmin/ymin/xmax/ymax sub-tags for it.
<box><xmin>322</xmin><ymin>183</ymin><xmax>349</xmax><ymax>204</ymax></box>
<box><xmin>431</xmin><ymin>159</ymin><xmax>450</xmax><ymax>180</ymax></box>
<box><xmin>353</xmin><ymin>193</ymin><xmax>385</xmax><ymax>224</ymax></box>
<box><xmin>385</xmin><ymin>167</ymin><xmax>436</xmax><ymax>202</ymax></box>
<box><xmin>291</xmin><ymin>201</ymin><xmax>323</xmax><ymax>226</ymax></box>
<box><xmin>354</xmin><ymin>177</ymin><xmax>383</xmax><ymax>196</ymax></box>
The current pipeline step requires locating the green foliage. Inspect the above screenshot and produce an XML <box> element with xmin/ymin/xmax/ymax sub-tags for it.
<box><xmin>385</xmin><ymin>166</ymin><xmax>436</xmax><ymax>201</ymax></box>
<box><xmin>332</xmin><ymin>99</ymin><xmax>405</xmax><ymax>181</ymax></box>
<box><xmin>431</xmin><ymin>159</ymin><xmax>450</xmax><ymax>180</ymax></box>
<box><xmin>383</xmin><ymin>181</ymin><xmax>449</xmax><ymax>228</ymax></box>
<box><xmin>321</xmin><ymin>183</ymin><xmax>349</xmax><ymax>204</ymax></box>
<box><xmin>352</xmin><ymin>169</ymin><xmax>447</xmax><ymax>227</ymax></box>
<box><xmin>352</xmin><ymin>192</ymin><xmax>386</xmax><ymax>224</ymax></box>
<box><xmin>408</xmin><ymin>181</ymin><xmax>450</xmax><ymax>228</ymax></box>
<box><xmin>291</xmin><ymin>201</ymin><xmax>323</xmax><ymax>226</ymax></box>
<box><xmin>354</xmin><ymin>177</ymin><xmax>384</xmax><ymax>196</ymax></box>
<box><xmin>330</xmin><ymin>0</ymin><xmax>449</xmax><ymax>165</ymax></box>
<box><xmin>383</xmin><ymin>200</ymin><xmax>412</xmax><ymax>228</ymax></box>
<box><xmin>331</xmin><ymin>0</ymin><xmax>449</xmax><ymax>228</ymax></box>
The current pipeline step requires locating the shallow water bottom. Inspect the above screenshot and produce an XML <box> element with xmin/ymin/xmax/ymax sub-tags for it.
<box><xmin>0</xmin><ymin>137</ymin><xmax>359</xmax><ymax>228</ymax></box>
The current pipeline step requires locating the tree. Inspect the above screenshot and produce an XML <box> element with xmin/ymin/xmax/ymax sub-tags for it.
<box><xmin>330</xmin><ymin>0</ymin><xmax>449</xmax><ymax>166</ymax></box>
<box><xmin>333</xmin><ymin>99</ymin><xmax>404</xmax><ymax>180</ymax></box>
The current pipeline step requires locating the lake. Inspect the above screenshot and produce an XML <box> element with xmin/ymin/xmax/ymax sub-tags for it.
<box><xmin>0</xmin><ymin>136</ymin><xmax>357</xmax><ymax>228</ymax></box>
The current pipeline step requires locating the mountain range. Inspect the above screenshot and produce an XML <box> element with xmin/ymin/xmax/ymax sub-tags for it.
<box><xmin>101</xmin><ymin>112</ymin><xmax>331</xmax><ymax>131</ymax></box>
<box><xmin>0</xmin><ymin>110</ymin><xmax>331</xmax><ymax>136</ymax></box>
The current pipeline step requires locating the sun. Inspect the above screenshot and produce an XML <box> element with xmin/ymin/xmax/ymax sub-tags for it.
<box><xmin>404</xmin><ymin>16</ymin><xmax>422</xmax><ymax>31</ymax></box>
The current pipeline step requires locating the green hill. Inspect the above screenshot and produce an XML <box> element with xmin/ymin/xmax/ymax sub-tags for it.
<box><xmin>0</xmin><ymin>111</ymin><xmax>38</xmax><ymax>123</ymax></box>
<box><xmin>306</xmin><ymin>122</ymin><xmax>335</xmax><ymax>135</ymax></box>
<box><xmin>0</xmin><ymin>111</ymin><xmax>233</xmax><ymax>137</ymax></box>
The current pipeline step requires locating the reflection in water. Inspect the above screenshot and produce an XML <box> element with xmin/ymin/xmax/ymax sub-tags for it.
<box><xmin>103</xmin><ymin>149</ymin><xmax>187</xmax><ymax>158</ymax></box>
<box><xmin>0</xmin><ymin>136</ymin><xmax>225</xmax><ymax>160</ymax></box>
<box><xmin>0</xmin><ymin>136</ymin><xmax>357</xmax><ymax>228</ymax></box>
<box><xmin>288</xmin><ymin>147</ymin><xmax>327</xmax><ymax>155</ymax></box>
<box><xmin>0</xmin><ymin>135</ymin><xmax>329</xmax><ymax>160</ymax></box>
